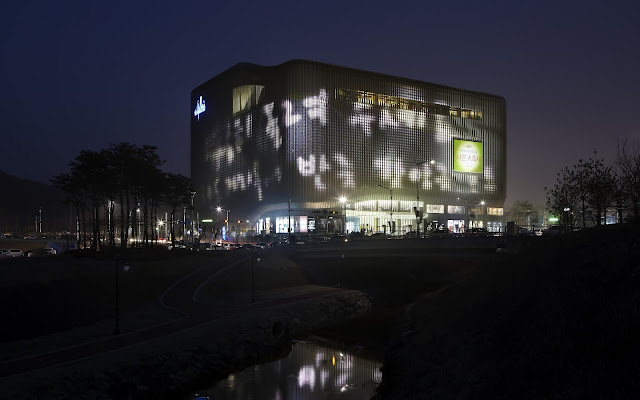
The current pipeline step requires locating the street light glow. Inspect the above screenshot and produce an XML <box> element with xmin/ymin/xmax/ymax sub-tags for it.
<box><xmin>338</xmin><ymin>196</ymin><xmax>347</xmax><ymax>204</ymax></box>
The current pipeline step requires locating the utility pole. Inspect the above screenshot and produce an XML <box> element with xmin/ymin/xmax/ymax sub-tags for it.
<box><xmin>288</xmin><ymin>197</ymin><xmax>291</xmax><ymax>243</ymax></box>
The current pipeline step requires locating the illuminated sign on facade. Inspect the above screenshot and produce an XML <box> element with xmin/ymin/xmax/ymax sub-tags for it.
<box><xmin>453</xmin><ymin>139</ymin><xmax>483</xmax><ymax>173</ymax></box>
<box><xmin>194</xmin><ymin>96</ymin><xmax>206</xmax><ymax>120</ymax></box>
<box><xmin>425</xmin><ymin>204</ymin><xmax>445</xmax><ymax>214</ymax></box>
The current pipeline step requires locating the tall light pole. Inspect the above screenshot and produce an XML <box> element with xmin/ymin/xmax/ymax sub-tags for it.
<box><xmin>251</xmin><ymin>250</ymin><xmax>260</xmax><ymax>303</ymax></box>
<box><xmin>216</xmin><ymin>207</ymin><xmax>230</xmax><ymax>240</ymax></box>
<box><xmin>190</xmin><ymin>191</ymin><xmax>196</xmax><ymax>247</ymax></box>
<box><xmin>114</xmin><ymin>256</ymin><xmax>130</xmax><ymax>335</ymax></box>
<box><xmin>415</xmin><ymin>160</ymin><xmax>435</xmax><ymax>238</ymax></box>
<box><xmin>338</xmin><ymin>196</ymin><xmax>347</xmax><ymax>234</ymax></box>
<box><xmin>288</xmin><ymin>198</ymin><xmax>291</xmax><ymax>244</ymax></box>
<box><xmin>378</xmin><ymin>184</ymin><xmax>393</xmax><ymax>235</ymax></box>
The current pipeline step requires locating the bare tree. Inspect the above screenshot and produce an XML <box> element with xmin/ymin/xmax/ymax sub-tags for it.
<box><xmin>52</xmin><ymin>143</ymin><xmax>169</xmax><ymax>252</ymax></box>
<box><xmin>164</xmin><ymin>173</ymin><xmax>193</xmax><ymax>248</ymax></box>
<box><xmin>546</xmin><ymin>166</ymin><xmax>578</xmax><ymax>230</ymax></box>
<box><xmin>615</xmin><ymin>139</ymin><xmax>640</xmax><ymax>223</ymax></box>
<box><xmin>585</xmin><ymin>150</ymin><xmax>617</xmax><ymax>225</ymax></box>
<box><xmin>547</xmin><ymin>150</ymin><xmax>620</xmax><ymax>229</ymax></box>
<box><xmin>508</xmin><ymin>200</ymin><xmax>538</xmax><ymax>227</ymax></box>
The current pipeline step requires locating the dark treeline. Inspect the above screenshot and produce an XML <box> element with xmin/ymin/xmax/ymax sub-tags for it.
<box><xmin>546</xmin><ymin>139</ymin><xmax>640</xmax><ymax>228</ymax></box>
<box><xmin>51</xmin><ymin>143</ymin><xmax>193</xmax><ymax>252</ymax></box>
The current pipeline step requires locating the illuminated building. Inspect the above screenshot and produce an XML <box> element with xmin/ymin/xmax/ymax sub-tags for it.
<box><xmin>191</xmin><ymin>60</ymin><xmax>506</xmax><ymax>236</ymax></box>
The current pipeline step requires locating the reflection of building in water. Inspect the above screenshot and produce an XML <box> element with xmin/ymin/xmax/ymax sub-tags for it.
<box><xmin>207</xmin><ymin>341</ymin><xmax>381</xmax><ymax>398</ymax></box>
<box><xmin>191</xmin><ymin>60</ymin><xmax>506</xmax><ymax>235</ymax></box>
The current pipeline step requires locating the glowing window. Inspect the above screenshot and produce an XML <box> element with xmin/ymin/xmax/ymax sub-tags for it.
<box><xmin>233</xmin><ymin>85</ymin><xmax>264</xmax><ymax>114</ymax></box>
<box><xmin>334</xmin><ymin>88</ymin><xmax>483</xmax><ymax>120</ymax></box>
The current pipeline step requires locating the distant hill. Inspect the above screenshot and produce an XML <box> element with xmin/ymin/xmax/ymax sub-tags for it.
<box><xmin>0</xmin><ymin>170</ymin><xmax>69</xmax><ymax>234</ymax></box>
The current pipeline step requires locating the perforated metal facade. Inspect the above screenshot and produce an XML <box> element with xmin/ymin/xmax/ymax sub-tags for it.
<box><xmin>191</xmin><ymin>60</ymin><xmax>506</xmax><ymax>234</ymax></box>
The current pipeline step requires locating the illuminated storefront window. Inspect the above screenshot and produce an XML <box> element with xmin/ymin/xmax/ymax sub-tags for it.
<box><xmin>487</xmin><ymin>207</ymin><xmax>504</xmax><ymax>216</ymax></box>
<box><xmin>470</xmin><ymin>206</ymin><xmax>485</xmax><ymax>215</ymax></box>
<box><xmin>447</xmin><ymin>219</ymin><xmax>465</xmax><ymax>233</ymax></box>
<box><xmin>448</xmin><ymin>205</ymin><xmax>466</xmax><ymax>214</ymax></box>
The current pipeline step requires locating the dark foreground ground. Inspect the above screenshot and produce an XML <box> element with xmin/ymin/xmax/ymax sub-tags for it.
<box><xmin>371</xmin><ymin>224</ymin><xmax>640</xmax><ymax>399</ymax></box>
<box><xmin>2</xmin><ymin>226</ymin><xmax>639</xmax><ymax>399</ymax></box>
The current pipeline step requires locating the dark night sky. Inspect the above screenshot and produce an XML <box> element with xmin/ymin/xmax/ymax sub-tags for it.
<box><xmin>2</xmin><ymin>0</ymin><xmax>639</xmax><ymax>208</ymax></box>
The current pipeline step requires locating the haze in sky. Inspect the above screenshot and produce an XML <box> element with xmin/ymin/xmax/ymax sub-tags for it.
<box><xmin>2</xmin><ymin>0</ymin><xmax>639</xmax><ymax>208</ymax></box>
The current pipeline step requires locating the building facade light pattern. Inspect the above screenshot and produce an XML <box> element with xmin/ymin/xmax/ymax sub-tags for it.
<box><xmin>191</xmin><ymin>60</ymin><xmax>506</xmax><ymax>230</ymax></box>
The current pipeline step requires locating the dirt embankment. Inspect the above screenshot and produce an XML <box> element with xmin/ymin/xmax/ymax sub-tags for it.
<box><xmin>374</xmin><ymin>225</ymin><xmax>640</xmax><ymax>399</ymax></box>
<box><xmin>1</xmin><ymin>290</ymin><xmax>371</xmax><ymax>400</ymax></box>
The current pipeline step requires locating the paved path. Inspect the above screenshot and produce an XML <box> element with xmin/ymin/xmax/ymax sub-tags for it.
<box><xmin>0</xmin><ymin>249</ymin><xmax>352</xmax><ymax>380</ymax></box>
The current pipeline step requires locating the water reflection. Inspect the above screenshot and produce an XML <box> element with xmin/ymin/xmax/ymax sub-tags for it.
<box><xmin>193</xmin><ymin>340</ymin><xmax>382</xmax><ymax>399</ymax></box>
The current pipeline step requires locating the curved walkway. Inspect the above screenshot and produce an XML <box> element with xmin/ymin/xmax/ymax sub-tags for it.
<box><xmin>0</xmin><ymin>249</ymin><xmax>352</xmax><ymax>380</ymax></box>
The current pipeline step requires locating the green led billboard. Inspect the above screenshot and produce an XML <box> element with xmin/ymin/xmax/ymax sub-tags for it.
<box><xmin>453</xmin><ymin>139</ymin><xmax>483</xmax><ymax>173</ymax></box>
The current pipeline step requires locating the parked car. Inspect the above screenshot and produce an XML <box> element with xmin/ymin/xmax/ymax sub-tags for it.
<box><xmin>469</xmin><ymin>227</ymin><xmax>488</xmax><ymax>237</ymax></box>
<box><xmin>430</xmin><ymin>228</ymin><xmax>449</xmax><ymax>238</ymax></box>
<box><xmin>27</xmin><ymin>247</ymin><xmax>56</xmax><ymax>257</ymax></box>
<box><xmin>546</xmin><ymin>225</ymin><xmax>563</xmax><ymax>236</ymax></box>
<box><xmin>518</xmin><ymin>227</ymin><xmax>533</xmax><ymax>236</ymax></box>
<box><xmin>7</xmin><ymin>249</ymin><xmax>24</xmax><ymax>257</ymax></box>
<box><xmin>0</xmin><ymin>249</ymin><xmax>11</xmax><ymax>257</ymax></box>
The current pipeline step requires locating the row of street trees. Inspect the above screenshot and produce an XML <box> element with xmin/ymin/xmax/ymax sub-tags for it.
<box><xmin>545</xmin><ymin>139</ymin><xmax>640</xmax><ymax>228</ymax></box>
<box><xmin>508</xmin><ymin>200</ymin><xmax>540</xmax><ymax>227</ymax></box>
<box><xmin>51</xmin><ymin>143</ymin><xmax>194</xmax><ymax>251</ymax></box>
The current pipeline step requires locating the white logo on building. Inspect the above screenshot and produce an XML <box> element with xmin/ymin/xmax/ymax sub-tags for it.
<box><xmin>194</xmin><ymin>96</ymin><xmax>206</xmax><ymax>120</ymax></box>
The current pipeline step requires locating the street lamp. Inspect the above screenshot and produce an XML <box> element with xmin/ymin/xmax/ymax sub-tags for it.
<box><xmin>378</xmin><ymin>185</ymin><xmax>393</xmax><ymax>235</ymax></box>
<box><xmin>157</xmin><ymin>219</ymin><xmax>164</xmax><ymax>242</ymax></box>
<box><xmin>338</xmin><ymin>196</ymin><xmax>347</xmax><ymax>234</ymax></box>
<box><xmin>251</xmin><ymin>250</ymin><xmax>261</xmax><ymax>303</ymax></box>
<box><xmin>114</xmin><ymin>256</ymin><xmax>130</xmax><ymax>335</ymax></box>
<box><xmin>216</xmin><ymin>207</ymin><xmax>230</xmax><ymax>240</ymax></box>
<box><xmin>190</xmin><ymin>191</ymin><xmax>197</xmax><ymax>247</ymax></box>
